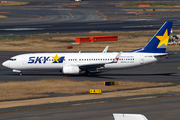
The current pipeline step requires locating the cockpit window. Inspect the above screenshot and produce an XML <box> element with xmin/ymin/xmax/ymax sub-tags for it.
<box><xmin>9</xmin><ymin>58</ymin><xmax>16</xmax><ymax>61</ymax></box>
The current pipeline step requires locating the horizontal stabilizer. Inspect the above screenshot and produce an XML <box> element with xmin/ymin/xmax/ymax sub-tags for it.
<box><xmin>154</xmin><ymin>52</ymin><xmax>177</xmax><ymax>57</ymax></box>
<box><xmin>154</xmin><ymin>54</ymin><xmax>168</xmax><ymax>57</ymax></box>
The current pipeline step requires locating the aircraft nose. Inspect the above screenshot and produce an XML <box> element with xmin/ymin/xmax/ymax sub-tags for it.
<box><xmin>2</xmin><ymin>61</ymin><xmax>10</xmax><ymax>68</ymax></box>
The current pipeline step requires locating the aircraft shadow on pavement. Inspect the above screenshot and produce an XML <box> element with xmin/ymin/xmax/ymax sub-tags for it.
<box><xmin>6</xmin><ymin>72</ymin><xmax>177</xmax><ymax>78</ymax></box>
<box><xmin>5</xmin><ymin>71</ymin><xmax>116</xmax><ymax>80</ymax></box>
<box><xmin>99</xmin><ymin>73</ymin><xmax>177</xmax><ymax>77</ymax></box>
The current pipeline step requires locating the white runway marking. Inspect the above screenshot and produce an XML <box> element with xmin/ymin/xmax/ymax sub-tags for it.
<box><xmin>88</xmin><ymin>21</ymin><xmax>122</xmax><ymax>25</ymax></box>
<box><xmin>121</xmin><ymin>18</ymin><xmax>158</xmax><ymax>21</ymax></box>
<box><xmin>122</xmin><ymin>24</ymin><xmax>163</xmax><ymax>28</ymax></box>
<box><xmin>17</xmin><ymin>25</ymin><xmax>52</xmax><ymax>28</ymax></box>
<box><xmin>0</xmin><ymin>28</ymin><xmax>44</xmax><ymax>31</ymax></box>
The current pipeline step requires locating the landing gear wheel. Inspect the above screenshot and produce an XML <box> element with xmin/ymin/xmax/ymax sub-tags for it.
<box><xmin>19</xmin><ymin>72</ymin><xmax>22</xmax><ymax>76</ymax></box>
<box><xmin>87</xmin><ymin>72</ymin><xmax>92</xmax><ymax>76</ymax></box>
<box><xmin>85</xmin><ymin>70</ymin><xmax>92</xmax><ymax>76</ymax></box>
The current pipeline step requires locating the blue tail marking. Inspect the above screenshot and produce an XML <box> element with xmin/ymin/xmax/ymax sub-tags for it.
<box><xmin>131</xmin><ymin>21</ymin><xmax>173</xmax><ymax>53</ymax></box>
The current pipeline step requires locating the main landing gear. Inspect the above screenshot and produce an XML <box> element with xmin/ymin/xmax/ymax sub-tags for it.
<box><xmin>85</xmin><ymin>70</ymin><xmax>92</xmax><ymax>76</ymax></box>
<box><xmin>19</xmin><ymin>72</ymin><xmax>22</xmax><ymax>76</ymax></box>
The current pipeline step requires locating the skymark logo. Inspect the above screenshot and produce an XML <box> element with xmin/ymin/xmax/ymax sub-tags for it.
<box><xmin>156</xmin><ymin>29</ymin><xmax>169</xmax><ymax>48</ymax></box>
<box><xmin>51</xmin><ymin>54</ymin><xmax>65</xmax><ymax>63</ymax></box>
<box><xmin>28</xmin><ymin>54</ymin><xmax>65</xmax><ymax>64</ymax></box>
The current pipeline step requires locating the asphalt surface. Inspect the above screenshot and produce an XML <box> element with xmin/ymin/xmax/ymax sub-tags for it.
<box><xmin>0</xmin><ymin>95</ymin><xmax>180</xmax><ymax>120</ymax></box>
<box><xmin>1</xmin><ymin>0</ymin><xmax>180</xmax><ymax>119</ymax></box>
<box><xmin>0</xmin><ymin>0</ymin><xmax>180</xmax><ymax>35</ymax></box>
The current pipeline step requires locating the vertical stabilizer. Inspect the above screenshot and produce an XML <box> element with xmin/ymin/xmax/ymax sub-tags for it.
<box><xmin>132</xmin><ymin>21</ymin><xmax>173</xmax><ymax>53</ymax></box>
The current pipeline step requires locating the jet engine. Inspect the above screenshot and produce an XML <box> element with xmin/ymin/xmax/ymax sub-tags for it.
<box><xmin>62</xmin><ymin>65</ymin><xmax>80</xmax><ymax>74</ymax></box>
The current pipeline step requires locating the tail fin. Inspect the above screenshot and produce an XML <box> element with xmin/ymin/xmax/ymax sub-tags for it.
<box><xmin>131</xmin><ymin>21</ymin><xmax>173</xmax><ymax>53</ymax></box>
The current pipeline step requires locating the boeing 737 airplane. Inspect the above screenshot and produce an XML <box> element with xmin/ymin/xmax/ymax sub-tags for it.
<box><xmin>2</xmin><ymin>21</ymin><xmax>173</xmax><ymax>76</ymax></box>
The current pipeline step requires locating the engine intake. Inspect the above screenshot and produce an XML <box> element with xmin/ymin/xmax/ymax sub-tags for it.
<box><xmin>62</xmin><ymin>65</ymin><xmax>80</xmax><ymax>74</ymax></box>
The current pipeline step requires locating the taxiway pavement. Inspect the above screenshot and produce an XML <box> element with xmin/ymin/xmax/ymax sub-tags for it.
<box><xmin>0</xmin><ymin>0</ymin><xmax>180</xmax><ymax>35</ymax></box>
<box><xmin>0</xmin><ymin>0</ymin><xmax>180</xmax><ymax>119</ymax></box>
<box><xmin>0</xmin><ymin>94</ymin><xmax>180</xmax><ymax>120</ymax></box>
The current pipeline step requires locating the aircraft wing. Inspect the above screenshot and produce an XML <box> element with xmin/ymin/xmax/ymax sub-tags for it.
<box><xmin>78</xmin><ymin>62</ymin><xmax>108</xmax><ymax>69</ymax></box>
<box><xmin>77</xmin><ymin>52</ymin><xmax>122</xmax><ymax>69</ymax></box>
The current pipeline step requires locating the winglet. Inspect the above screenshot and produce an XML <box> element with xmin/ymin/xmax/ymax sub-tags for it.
<box><xmin>111</xmin><ymin>52</ymin><xmax>122</xmax><ymax>63</ymax></box>
<box><xmin>102</xmin><ymin>46</ymin><xmax>109</xmax><ymax>53</ymax></box>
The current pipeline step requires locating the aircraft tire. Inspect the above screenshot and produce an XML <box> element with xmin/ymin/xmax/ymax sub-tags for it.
<box><xmin>19</xmin><ymin>72</ymin><xmax>22</xmax><ymax>76</ymax></box>
<box><xmin>85</xmin><ymin>70</ymin><xmax>92</xmax><ymax>76</ymax></box>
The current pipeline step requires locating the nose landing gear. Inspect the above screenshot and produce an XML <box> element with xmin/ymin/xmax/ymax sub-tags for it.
<box><xmin>12</xmin><ymin>69</ymin><xmax>22</xmax><ymax>76</ymax></box>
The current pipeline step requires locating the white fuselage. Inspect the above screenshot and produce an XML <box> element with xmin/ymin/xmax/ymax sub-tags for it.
<box><xmin>2</xmin><ymin>52</ymin><xmax>167</xmax><ymax>73</ymax></box>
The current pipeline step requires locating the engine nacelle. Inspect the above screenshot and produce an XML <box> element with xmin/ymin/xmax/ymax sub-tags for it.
<box><xmin>62</xmin><ymin>65</ymin><xmax>80</xmax><ymax>74</ymax></box>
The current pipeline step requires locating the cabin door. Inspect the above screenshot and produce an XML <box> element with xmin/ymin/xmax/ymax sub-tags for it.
<box><xmin>22</xmin><ymin>56</ymin><xmax>27</xmax><ymax>65</ymax></box>
<box><xmin>140</xmin><ymin>55</ymin><xmax>144</xmax><ymax>64</ymax></box>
